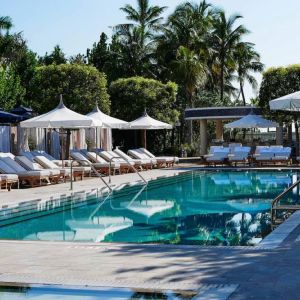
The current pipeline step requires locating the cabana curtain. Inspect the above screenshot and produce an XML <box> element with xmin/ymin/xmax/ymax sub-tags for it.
<box><xmin>0</xmin><ymin>126</ymin><xmax>11</xmax><ymax>152</ymax></box>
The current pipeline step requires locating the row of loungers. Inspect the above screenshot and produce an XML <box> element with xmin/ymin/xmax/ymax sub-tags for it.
<box><xmin>0</xmin><ymin>148</ymin><xmax>178</xmax><ymax>191</ymax></box>
<box><xmin>204</xmin><ymin>145</ymin><xmax>292</xmax><ymax>166</ymax></box>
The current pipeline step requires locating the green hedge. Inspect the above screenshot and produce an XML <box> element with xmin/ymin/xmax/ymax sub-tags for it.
<box><xmin>28</xmin><ymin>64</ymin><xmax>110</xmax><ymax>114</ymax></box>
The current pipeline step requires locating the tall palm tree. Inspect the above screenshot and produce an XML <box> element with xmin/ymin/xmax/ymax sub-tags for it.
<box><xmin>235</xmin><ymin>42</ymin><xmax>264</xmax><ymax>105</ymax></box>
<box><xmin>172</xmin><ymin>46</ymin><xmax>207</xmax><ymax>144</ymax></box>
<box><xmin>0</xmin><ymin>16</ymin><xmax>12</xmax><ymax>35</ymax></box>
<box><xmin>114</xmin><ymin>0</ymin><xmax>166</xmax><ymax>76</ymax></box>
<box><xmin>116</xmin><ymin>0</ymin><xmax>167</xmax><ymax>47</ymax></box>
<box><xmin>211</xmin><ymin>10</ymin><xmax>249</xmax><ymax>102</ymax></box>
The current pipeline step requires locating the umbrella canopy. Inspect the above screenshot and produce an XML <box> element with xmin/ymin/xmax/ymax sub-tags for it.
<box><xmin>129</xmin><ymin>112</ymin><xmax>172</xmax><ymax>130</ymax></box>
<box><xmin>20</xmin><ymin>99</ymin><xmax>102</xmax><ymax>129</ymax></box>
<box><xmin>269</xmin><ymin>91</ymin><xmax>300</xmax><ymax>111</ymax></box>
<box><xmin>0</xmin><ymin>110</ymin><xmax>25</xmax><ymax>123</ymax></box>
<box><xmin>87</xmin><ymin>105</ymin><xmax>129</xmax><ymax>129</ymax></box>
<box><xmin>225</xmin><ymin>113</ymin><xmax>278</xmax><ymax>129</ymax></box>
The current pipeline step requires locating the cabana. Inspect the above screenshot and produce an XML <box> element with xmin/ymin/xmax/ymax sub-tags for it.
<box><xmin>20</xmin><ymin>97</ymin><xmax>102</xmax><ymax>159</ymax></box>
<box><xmin>129</xmin><ymin>111</ymin><xmax>172</xmax><ymax>148</ymax></box>
<box><xmin>86</xmin><ymin>105</ymin><xmax>128</xmax><ymax>150</ymax></box>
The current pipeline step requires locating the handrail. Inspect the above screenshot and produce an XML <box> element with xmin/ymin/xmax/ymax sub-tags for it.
<box><xmin>70</xmin><ymin>159</ymin><xmax>112</xmax><ymax>192</ymax></box>
<box><xmin>271</xmin><ymin>179</ymin><xmax>300</xmax><ymax>209</ymax></box>
<box><xmin>108</xmin><ymin>156</ymin><xmax>148</xmax><ymax>185</ymax></box>
<box><xmin>271</xmin><ymin>179</ymin><xmax>300</xmax><ymax>225</ymax></box>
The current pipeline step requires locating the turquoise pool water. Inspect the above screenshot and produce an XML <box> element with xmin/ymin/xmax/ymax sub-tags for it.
<box><xmin>0</xmin><ymin>285</ymin><xmax>195</xmax><ymax>299</ymax></box>
<box><xmin>0</xmin><ymin>170</ymin><xmax>298</xmax><ymax>246</ymax></box>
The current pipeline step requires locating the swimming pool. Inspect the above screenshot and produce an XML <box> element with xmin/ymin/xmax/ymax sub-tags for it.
<box><xmin>0</xmin><ymin>285</ymin><xmax>196</xmax><ymax>299</ymax></box>
<box><xmin>0</xmin><ymin>170</ymin><xmax>298</xmax><ymax>246</ymax></box>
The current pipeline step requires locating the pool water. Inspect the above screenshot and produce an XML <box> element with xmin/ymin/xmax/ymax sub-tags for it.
<box><xmin>0</xmin><ymin>170</ymin><xmax>298</xmax><ymax>246</ymax></box>
<box><xmin>0</xmin><ymin>285</ymin><xmax>195</xmax><ymax>299</ymax></box>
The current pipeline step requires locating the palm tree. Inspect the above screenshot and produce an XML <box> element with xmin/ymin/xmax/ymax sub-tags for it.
<box><xmin>114</xmin><ymin>0</ymin><xmax>166</xmax><ymax>76</ymax></box>
<box><xmin>116</xmin><ymin>0</ymin><xmax>167</xmax><ymax>46</ymax></box>
<box><xmin>211</xmin><ymin>10</ymin><xmax>249</xmax><ymax>102</ymax></box>
<box><xmin>235</xmin><ymin>42</ymin><xmax>264</xmax><ymax>105</ymax></box>
<box><xmin>0</xmin><ymin>16</ymin><xmax>12</xmax><ymax>35</ymax></box>
<box><xmin>172</xmin><ymin>46</ymin><xmax>207</xmax><ymax>144</ymax></box>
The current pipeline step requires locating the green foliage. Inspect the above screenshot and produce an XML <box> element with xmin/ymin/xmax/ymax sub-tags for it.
<box><xmin>28</xmin><ymin>64</ymin><xmax>110</xmax><ymax>114</ymax></box>
<box><xmin>39</xmin><ymin>45</ymin><xmax>67</xmax><ymax>66</ymax></box>
<box><xmin>259</xmin><ymin>64</ymin><xmax>300</xmax><ymax>111</ymax></box>
<box><xmin>110</xmin><ymin>76</ymin><xmax>178</xmax><ymax>123</ymax></box>
<box><xmin>109</xmin><ymin>76</ymin><xmax>179</xmax><ymax>153</ymax></box>
<box><xmin>0</xmin><ymin>67</ymin><xmax>25</xmax><ymax>110</ymax></box>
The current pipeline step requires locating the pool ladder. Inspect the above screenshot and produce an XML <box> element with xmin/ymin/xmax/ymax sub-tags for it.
<box><xmin>271</xmin><ymin>179</ymin><xmax>300</xmax><ymax>229</ymax></box>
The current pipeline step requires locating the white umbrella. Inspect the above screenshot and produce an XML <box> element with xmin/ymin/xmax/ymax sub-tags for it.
<box><xmin>269</xmin><ymin>91</ymin><xmax>300</xmax><ymax>111</ymax></box>
<box><xmin>129</xmin><ymin>111</ymin><xmax>172</xmax><ymax>148</ymax></box>
<box><xmin>225</xmin><ymin>113</ymin><xmax>278</xmax><ymax>129</ymax></box>
<box><xmin>20</xmin><ymin>98</ymin><xmax>102</xmax><ymax>129</ymax></box>
<box><xmin>86</xmin><ymin>105</ymin><xmax>129</xmax><ymax>129</ymax></box>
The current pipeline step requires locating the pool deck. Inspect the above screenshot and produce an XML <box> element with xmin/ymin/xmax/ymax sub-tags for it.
<box><xmin>1</xmin><ymin>165</ymin><xmax>300</xmax><ymax>299</ymax></box>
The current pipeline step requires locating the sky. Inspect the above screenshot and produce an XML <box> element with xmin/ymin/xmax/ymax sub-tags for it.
<box><xmin>2</xmin><ymin>0</ymin><xmax>300</xmax><ymax>100</ymax></box>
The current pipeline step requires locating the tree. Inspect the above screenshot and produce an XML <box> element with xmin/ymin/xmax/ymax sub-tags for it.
<box><xmin>0</xmin><ymin>66</ymin><xmax>25</xmax><ymax>110</ymax></box>
<box><xmin>0</xmin><ymin>16</ymin><xmax>12</xmax><ymax>35</ymax></box>
<box><xmin>113</xmin><ymin>0</ymin><xmax>167</xmax><ymax>76</ymax></box>
<box><xmin>235</xmin><ymin>42</ymin><xmax>264</xmax><ymax>105</ymax></box>
<box><xmin>28</xmin><ymin>64</ymin><xmax>110</xmax><ymax>114</ymax></box>
<box><xmin>109</xmin><ymin>77</ymin><xmax>179</xmax><ymax>153</ymax></box>
<box><xmin>211</xmin><ymin>11</ymin><xmax>249</xmax><ymax>102</ymax></box>
<box><xmin>39</xmin><ymin>45</ymin><xmax>67</xmax><ymax>65</ymax></box>
<box><xmin>87</xmin><ymin>32</ymin><xmax>109</xmax><ymax>72</ymax></box>
<box><xmin>69</xmin><ymin>53</ymin><xmax>87</xmax><ymax>65</ymax></box>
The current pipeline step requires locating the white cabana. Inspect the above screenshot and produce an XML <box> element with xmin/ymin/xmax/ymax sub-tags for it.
<box><xmin>129</xmin><ymin>112</ymin><xmax>172</xmax><ymax>148</ymax></box>
<box><xmin>225</xmin><ymin>113</ymin><xmax>278</xmax><ymax>129</ymax></box>
<box><xmin>20</xmin><ymin>98</ymin><xmax>103</xmax><ymax>158</ymax></box>
<box><xmin>86</xmin><ymin>105</ymin><xmax>129</xmax><ymax>129</ymax></box>
<box><xmin>20</xmin><ymin>99</ymin><xmax>102</xmax><ymax>129</ymax></box>
<box><xmin>269</xmin><ymin>91</ymin><xmax>300</xmax><ymax>111</ymax></box>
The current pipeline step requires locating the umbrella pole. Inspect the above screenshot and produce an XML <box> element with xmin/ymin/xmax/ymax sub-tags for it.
<box><xmin>142</xmin><ymin>129</ymin><xmax>147</xmax><ymax>149</ymax></box>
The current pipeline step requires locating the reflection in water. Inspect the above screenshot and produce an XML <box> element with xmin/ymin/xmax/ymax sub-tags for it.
<box><xmin>0</xmin><ymin>171</ymin><xmax>298</xmax><ymax>246</ymax></box>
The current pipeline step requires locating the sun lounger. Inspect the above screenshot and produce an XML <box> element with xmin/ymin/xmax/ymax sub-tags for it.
<box><xmin>128</xmin><ymin>149</ymin><xmax>160</xmax><ymax>167</ymax></box>
<box><xmin>0</xmin><ymin>158</ymin><xmax>50</xmax><ymax>187</ymax></box>
<box><xmin>98</xmin><ymin>151</ymin><xmax>134</xmax><ymax>173</ymax></box>
<box><xmin>204</xmin><ymin>146</ymin><xmax>229</xmax><ymax>166</ymax></box>
<box><xmin>70</xmin><ymin>150</ymin><xmax>111</xmax><ymax>175</ymax></box>
<box><xmin>228</xmin><ymin>146</ymin><xmax>251</xmax><ymax>166</ymax></box>
<box><xmin>33</xmin><ymin>155</ymin><xmax>86</xmax><ymax>182</ymax></box>
<box><xmin>80</xmin><ymin>150</ymin><xmax>121</xmax><ymax>175</ymax></box>
<box><xmin>0</xmin><ymin>174</ymin><xmax>19</xmax><ymax>191</ymax></box>
<box><xmin>271</xmin><ymin>146</ymin><xmax>291</xmax><ymax>165</ymax></box>
<box><xmin>114</xmin><ymin>148</ymin><xmax>152</xmax><ymax>170</ymax></box>
<box><xmin>31</xmin><ymin>150</ymin><xmax>73</xmax><ymax>167</ymax></box>
<box><xmin>15</xmin><ymin>156</ymin><xmax>61</xmax><ymax>184</ymax></box>
<box><xmin>139</xmin><ymin>148</ymin><xmax>178</xmax><ymax>167</ymax></box>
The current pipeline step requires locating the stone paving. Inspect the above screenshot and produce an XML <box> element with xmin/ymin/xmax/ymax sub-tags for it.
<box><xmin>1</xmin><ymin>166</ymin><xmax>300</xmax><ymax>299</ymax></box>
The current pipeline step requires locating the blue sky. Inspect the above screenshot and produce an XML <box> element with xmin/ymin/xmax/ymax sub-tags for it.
<box><xmin>3</xmin><ymin>0</ymin><xmax>300</xmax><ymax>99</ymax></box>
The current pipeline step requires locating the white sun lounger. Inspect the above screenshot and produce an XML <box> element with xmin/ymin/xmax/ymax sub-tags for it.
<box><xmin>0</xmin><ymin>173</ymin><xmax>19</xmax><ymax>191</ymax></box>
<box><xmin>0</xmin><ymin>158</ymin><xmax>50</xmax><ymax>187</ymax></box>
<box><xmin>139</xmin><ymin>148</ymin><xmax>178</xmax><ymax>166</ymax></box>
<box><xmin>204</xmin><ymin>147</ymin><xmax>229</xmax><ymax>165</ymax></box>
<box><xmin>98</xmin><ymin>151</ymin><xmax>134</xmax><ymax>173</ymax></box>
<box><xmin>127</xmin><ymin>149</ymin><xmax>160</xmax><ymax>167</ymax></box>
<box><xmin>80</xmin><ymin>150</ymin><xmax>121</xmax><ymax>175</ymax></box>
<box><xmin>32</xmin><ymin>150</ymin><xmax>73</xmax><ymax>167</ymax></box>
<box><xmin>228</xmin><ymin>146</ymin><xmax>251</xmax><ymax>166</ymax></box>
<box><xmin>114</xmin><ymin>148</ymin><xmax>152</xmax><ymax>170</ymax></box>
<box><xmin>15</xmin><ymin>156</ymin><xmax>61</xmax><ymax>184</ymax></box>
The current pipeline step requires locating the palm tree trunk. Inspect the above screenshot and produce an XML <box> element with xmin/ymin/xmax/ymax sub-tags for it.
<box><xmin>240</xmin><ymin>81</ymin><xmax>246</xmax><ymax>106</ymax></box>
<box><xmin>220</xmin><ymin>55</ymin><xmax>225</xmax><ymax>102</ymax></box>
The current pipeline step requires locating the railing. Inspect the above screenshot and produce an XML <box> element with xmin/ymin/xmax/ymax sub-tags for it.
<box><xmin>108</xmin><ymin>156</ymin><xmax>148</xmax><ymax>185</ymax></box>
<box><xmin>271</xmin><ymin>179</ymin><xmax>300</xmax><ymax>227</ymax></box>
<box><xmin>70</xmin><ymin>159</ymin><xmax>112</xmax><ymax>192</ymax></box>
